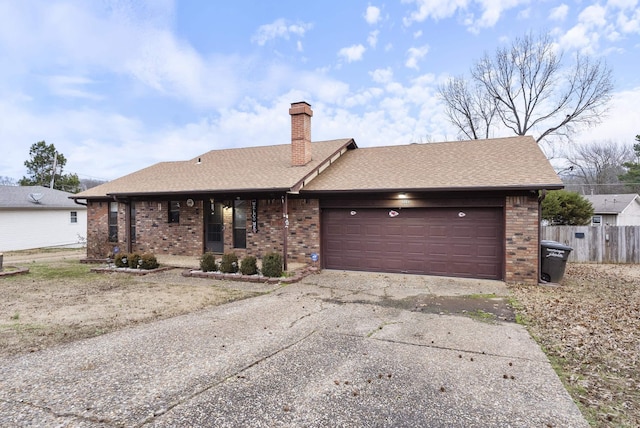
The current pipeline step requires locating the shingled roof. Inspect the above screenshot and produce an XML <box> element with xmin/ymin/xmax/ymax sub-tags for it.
<box><xmin>0</xmin><ymin>185</ymin><xmax>85</xmax><ymax>209</ymax></box>
<box><xmin>583</xmin><ymin>194</ymin><xmax>640</xmax><ymax>214</ymax></box>
<box><xmin>73</xmin><ymin>139</ymin><xmax>356</xmax><ymax>199</ymax></box>
<box><xmin>302</xmin><ymin>136</ymin><xmax>563</xmax><ymax>193</ymax></box>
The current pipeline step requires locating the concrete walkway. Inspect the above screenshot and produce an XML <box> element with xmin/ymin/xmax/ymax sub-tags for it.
<box><xmin>0</xmin><ymin>271</ymin><xmax>588</xmax><ymax>427</ymax></box>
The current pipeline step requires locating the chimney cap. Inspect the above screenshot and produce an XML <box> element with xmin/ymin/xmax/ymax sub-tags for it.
<box><xmin>290</xmin><ymin>101</ymin><xmax>311</xmax><ymax>107</ymax></box>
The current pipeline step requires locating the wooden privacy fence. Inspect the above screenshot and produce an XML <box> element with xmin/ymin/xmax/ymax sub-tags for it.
<box><xmin>541</xmin><ymin>226</ymin><xmax>640</xmax><ymax>263</ymax></box>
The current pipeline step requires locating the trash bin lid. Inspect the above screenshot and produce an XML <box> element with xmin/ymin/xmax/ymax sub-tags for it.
<box><xmin>540</xmin><ymin>240</ymin><xmax>573</xmax><ymax>251</ymax></box>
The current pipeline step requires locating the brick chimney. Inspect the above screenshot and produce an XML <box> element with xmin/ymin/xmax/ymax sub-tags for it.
<box><xmin>289</xmin><ymin>101</ymin><xmax>313</xmax><ymax>166</ymax></box>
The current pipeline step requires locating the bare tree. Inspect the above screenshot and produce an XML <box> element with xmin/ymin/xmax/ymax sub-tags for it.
<box><xmin>562</xmin><ymin>141</ymin><xmax>633</xmax><ymax>194</ymax></box>
<box><xmin>438</xmin><ymin>77</ymin><xmax>497</xmax><ymax>140</ymax></box>
<box><xmin>0</xmin><ymin>176</ymin><xmax>17</xmax><ymax>186</ymax></box>
<box><xmin>439</xmin><ymin>32</ymin><xmax>614</xmax><ymax>144</ymax></box>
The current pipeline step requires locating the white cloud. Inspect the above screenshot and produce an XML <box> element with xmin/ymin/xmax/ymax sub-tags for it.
<box><xmin>578</xmin><ymin>4</ymin><xmax>607</xmax><ymax>27</ymax></box>
<box><xmin>413</xmin><ymin>30</ymin><xmax>423</xmax><ymax>38</ymax></box>
<box><xmin>405</xmin><ymin>45</ymin><xmax>430</xmax><ymax>69</ymax></box>
<box><xmin>364</xmin><ymin>6</ymin><xmax>381</xmax><ymax>24</ymax></box>
<box><xmin>403</xmin><ymin>0</ymin><xmax>528</xmax><ymax>33</ymax></box>
<box><xmin>469</xmin><ymin>0</ymin><xmax>528</xmax><ymax>32</ymax></box>
<box><xmin>46</xmin><ymin>75</ymin><xmax>102</xmax><ymax>100</ymax></box>
<box><xmin>617</xmin><ymin>8</ymin><xmax>640</xmax><ymax>33</ymax></box>
<box><xmin>251</xmin><ymin>18</ymin><xmax>313</xmax><ymax>46</ymax></box>
<box><xmin>517</xmin><ymin>8</ymin><xmax>530</xmax><ymax>20</ymax></box>
<box><xmin>368</xmin><ymin>30</ymin><xmax>380</xmax><ymax>48</ymax></box>
<box><xmin>573</xmin><ymin>86</ymin><xmax>640</xmax><ymax>145</ymax></box>
<box><xmin>402</xmin><ymin>0</ymin><xmax>468</xmax><ymax>25</ymax></box>
<box><xmin>338</xmin><ymin>44</ymin><xmax>366</xmax><ymax>62</ymax></box>
<box><xmin>370</xmin><ymin>68</ymin><xmax>394</xmax><ymax>84</ymax></box>
<box><xmin>549</xmin><ymin>4</ymin><xmax>569</xmax><ymax>21</ymax></box>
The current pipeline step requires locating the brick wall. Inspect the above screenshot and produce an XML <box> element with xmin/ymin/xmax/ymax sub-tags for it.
<box><xmin>132</xmin><ymin>200</ymin><xmax>203</xmax><ymax>255</ymax></box>
<box><xmin>287</xmin><ymin>198</ymin><xmax>320</xmax><ymax>264</ymax></box>
<box><xmin>86</xmin><ymin>201</ymin><xmax>110</xmax><ymax>258</ymax></box>
<box><xmin>504</xmin><ymin>195</ymin><xmax>540</xmax><ymax>284</ymax></box>
<box><xmin>85</xmin><ymin>197</ymin><xmax>321</xmax><ymax>266</ymax></box>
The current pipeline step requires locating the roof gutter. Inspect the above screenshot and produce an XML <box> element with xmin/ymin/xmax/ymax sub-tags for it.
<box><xmin>103</xmin><ymin>187</ymin><xmax>292</xmax><ymax>199</ymax></box>
<box><xmin>299</xmin><ymin>183</ymin><xmax>564</xmax><ymax>195</ymax></box>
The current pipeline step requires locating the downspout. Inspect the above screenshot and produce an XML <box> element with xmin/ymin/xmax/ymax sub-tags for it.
<box><xmin>73</xmin><ymin>199</ymin><xmax>87</xmax><ymax>207</ymax></box>
<box><xmin>282</xmin><ymin>194</ymin><xmax>288</xmax><ymax>272</ymax></box>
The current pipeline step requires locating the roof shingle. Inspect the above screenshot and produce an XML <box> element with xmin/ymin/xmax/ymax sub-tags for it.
<box><xmin>302</xmin><ymin>136</ymin><xmax>562</xmax><ymax>192</ymax></box>
<box><xmin>74</xmin><ymin>139</ymin><xmax>354</xmax><ymax>198</ymax></box>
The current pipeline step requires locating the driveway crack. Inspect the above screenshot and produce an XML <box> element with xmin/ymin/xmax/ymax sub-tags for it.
<box><xmin>136</xmin><ymin>329</ymin><xmax>317</xmax><ymax>427</ymax></box>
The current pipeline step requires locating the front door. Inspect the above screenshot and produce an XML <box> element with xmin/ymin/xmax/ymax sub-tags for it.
<box><xmin>205</xmin><ymin>201</ymin><xmax>224</xmax><ymax>253</ymax></box>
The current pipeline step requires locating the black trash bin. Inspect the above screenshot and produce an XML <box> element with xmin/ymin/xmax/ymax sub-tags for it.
<box><xmin>540</xmin><ymin>240</ymin><xmax>573</xmax><ymax>283</ymax></box>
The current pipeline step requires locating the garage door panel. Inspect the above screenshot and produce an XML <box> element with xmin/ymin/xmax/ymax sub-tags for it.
<box><xmin>322</xmin><ymin>207</ymin><xmax>503</xmax><ymax>280</ymax></box>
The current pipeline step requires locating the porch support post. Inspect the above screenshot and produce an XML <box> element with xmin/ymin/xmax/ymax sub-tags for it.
<box><xmin>282</xmin><ymin>194</ymin><xmax>288</xmax><ymax>272</ymax></box>
<box><xmin>124</xmin><ymin>199</ymin><xmax>132</xmax><ymax>254</ymax></box>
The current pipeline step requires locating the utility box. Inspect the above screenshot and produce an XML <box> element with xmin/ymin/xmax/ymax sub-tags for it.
<box><xmin>540</xmin><ymin>240</ymin><xmax>572</xmax><ymax>283</ymax></box>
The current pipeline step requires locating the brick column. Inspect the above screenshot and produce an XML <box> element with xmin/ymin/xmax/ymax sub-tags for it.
<box><xmin>505</xmin><ymin>195</ymin><xmax>539</xmax><ymax>284</ymax></box>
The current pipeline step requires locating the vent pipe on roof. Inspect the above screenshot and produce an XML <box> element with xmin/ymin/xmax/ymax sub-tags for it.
<box><xmin>289</xmin><ymin>101</ymin><xmax>313</xmax><ymax>166</ymax></box>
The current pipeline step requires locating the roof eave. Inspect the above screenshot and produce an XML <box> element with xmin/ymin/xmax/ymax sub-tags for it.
<box><xmin>300</xmin><ymin>183</ymin><xmax>564</xmax><ymax>195</ymax></box>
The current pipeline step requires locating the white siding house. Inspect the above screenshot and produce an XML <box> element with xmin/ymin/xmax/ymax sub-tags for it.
<box><xmin>583</xmin><ymin>194</ymin><xmax>640</xmax><ymax>226</ymax></box>
<box><xmin>0</xmin><ymin>185</ymin><xmax>87</xmax><ymax>251</ymax></box>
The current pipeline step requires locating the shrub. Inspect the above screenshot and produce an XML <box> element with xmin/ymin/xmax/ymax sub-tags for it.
<box><xmin>240</xmin><ymin>256</ymin><xmax>258</xmax><ymax>275</ymax></box>
<box><xmin>200</xmin><ymin>252</ymin><xmax>217</xmax><ymax>272</ymax></box>
<box><xmin>139</xmin><ymin>253</ymin><xmax>159</xmax><ymax>270</ymax></box>
<box><xmin>128</xmin><ymin>253</ymin><xmax>142</xmax><ymax>268</ymax></box>
<box><xmin>219</xmin><ymin>252</ymin><xmax>239</xmax><ymax>273</ymax></box>
<box><xmin>114</xmin><ymin>253</ymin><xmax>128</xmax><ymax>268</ymax></box>
<box><xmin>261</xmin><ymin>252</ymin><xmax>283</xmax><ymax>278</ymax></box>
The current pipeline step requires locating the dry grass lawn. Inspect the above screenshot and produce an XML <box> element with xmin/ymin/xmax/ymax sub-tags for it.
<box><xmin>511</xmin><ymin>263</ymin><xmax>640</xmax><ymax>428</ymax></box>
<box><xmin>0</xmin><ymin>258</ymin><xmax>258</xmax><ymax>357</ymax></box>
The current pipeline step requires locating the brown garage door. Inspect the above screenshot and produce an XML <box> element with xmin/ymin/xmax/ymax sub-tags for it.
<box><xmin>322</xmin><ymin>207</ymin><xmax>503</xmax><ymax>279</ymax></box>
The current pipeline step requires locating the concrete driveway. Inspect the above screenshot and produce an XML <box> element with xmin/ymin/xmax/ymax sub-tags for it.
<box><xmin>0</xmin><ymin>270</ymin><xmax>587</xmax><ymax>427</ymax></box>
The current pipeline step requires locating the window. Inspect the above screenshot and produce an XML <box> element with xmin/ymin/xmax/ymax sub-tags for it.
<box><xmin>130</xmin><ymin>203</ymin><xmax>136</xmax><ymax>243</ymax></box>
<box><xmin>109</xmin><ymin>202</ymin><xmax>118</xmax><ymax>242</ymax></box>
<box><xmin>233</xmin><ymin>199</ymin><xmax>247</xmax><ymax>248</ymax></box>
<box><xmin>592</xmin><ymin>215</ymin><xmax>602</xmax><ymax>226</ymax></box>
<box><xmin>169</xmin><ymin>201</ymin><xmax>180</xmax><ymax>223</ymax></box>
<box><xmin>70</xmin><ymin>211</ymin><xmax>78</xmax><ymax>224</ymax></box>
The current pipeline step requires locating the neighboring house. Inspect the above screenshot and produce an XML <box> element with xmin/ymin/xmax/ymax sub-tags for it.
<box><xmin>584</xmin><ymin>194</ymin><xmax>640</xmax><ymax>226</ymax></box>
<box><xmin>0</xmin><ymin>185</ymin><xmax>87</xmax><ymax>251</ymax></box>
<box><xmin>71</xmin><ymin>102</ymin><xmax>562</xmax><ymax>284</ymax></box>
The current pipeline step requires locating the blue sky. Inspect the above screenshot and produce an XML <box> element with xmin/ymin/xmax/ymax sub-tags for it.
<box><xmin>1</xmin><ymin>0</ymin><xmax>639</xmax><ymax>182</ymax></box>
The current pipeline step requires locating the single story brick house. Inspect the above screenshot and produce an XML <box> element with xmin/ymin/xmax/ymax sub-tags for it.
<box><xmin>71</xmin><ymin>102</ymin><xmax>562</xmax><ymax>284</ymax></box>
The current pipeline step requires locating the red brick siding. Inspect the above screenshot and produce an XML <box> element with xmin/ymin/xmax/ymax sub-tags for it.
<box><xmin>85</xmin><ymin>198</ymin><xmax>321</xmax><ymax>266</ymax></box>
<box><xmin>287</xmin><ymin>198</ymin><xmax>320</xmax><ymax>264</ymax></box>
<box><xmin>504</xmin><ymin>195</ymin><xmax>539</xmax><ymax>284</ymax></box>
<box><xmin>132</xmin><ymin>200</ymin><xmax>203</xmax><ymax>255</ymax></box>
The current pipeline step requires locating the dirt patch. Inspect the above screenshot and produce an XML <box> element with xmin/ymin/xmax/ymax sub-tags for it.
<box><xmin>511</xmin><ymin>263</ymin><xmax>640</xmax><ymax>427</ymax></box>
<box><xmin>0</xmin><ymin>259</ymin><xmax>260</xmax><ymax>357</ymax></box>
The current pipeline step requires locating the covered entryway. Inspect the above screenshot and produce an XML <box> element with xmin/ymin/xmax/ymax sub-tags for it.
<box><xmin>322</xmin><ymin>207</ymin><xmax>504</xmax><ymax>279</ymax></box>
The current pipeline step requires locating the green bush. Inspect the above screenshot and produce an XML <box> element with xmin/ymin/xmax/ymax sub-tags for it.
<box><xmin>128</xmin><ymin>253</ymin><xmax>142</xmax><ymax>268</ymax></box>
<box><xmin>114</xmin><ymin>253</ymin><xmax>128</xmax><ymax>268</ymax></box>
<box><xmin>261</xmin><ymin>252</ymin><xmax>283</xmax><ymax>278</ymax></box>
<box><xmin>240</xmin><ymin>256</ymin><xmax>258</xmax><ymax>275</ymax></box>
<box><xmin>139</xmin><ymin>253</ymin><xmax>159</xmax><ymax>270</ymax></box>
<box><xmin>200</xmin><ymin>252</ymin><xmax>217</xmax><ymax>272</ymax></box>
<box><xmin>219</xmin><ymin>252</ymin><xmax>239</xmax><ymax>273</ymax></box>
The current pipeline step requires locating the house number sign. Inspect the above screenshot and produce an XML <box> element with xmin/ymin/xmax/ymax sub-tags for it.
<box><xmin>251</xmin><ymin>199</ymin><xmax>258</xmax><ymax>233</ymax></box>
